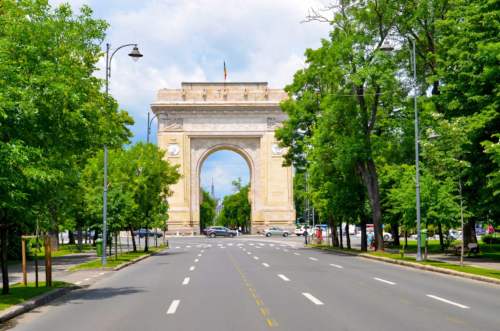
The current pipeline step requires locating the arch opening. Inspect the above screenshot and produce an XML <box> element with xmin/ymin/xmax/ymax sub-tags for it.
<box><xmin>198</xmin><ymin>148</ymin><xmax>252</xmax><ymax>235</ymax></box>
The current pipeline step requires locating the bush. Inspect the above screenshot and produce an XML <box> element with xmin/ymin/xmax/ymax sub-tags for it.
<box><xmin>482</xmin><ymin>234</ymin><xmax>500</xmax><ymax>244</ymax></box>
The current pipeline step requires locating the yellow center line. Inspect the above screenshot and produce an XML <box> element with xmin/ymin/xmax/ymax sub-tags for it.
<box><xmin>227</xmin><ymin>251</ymin><xmax>279</xmax><ymax>328</ymax></box>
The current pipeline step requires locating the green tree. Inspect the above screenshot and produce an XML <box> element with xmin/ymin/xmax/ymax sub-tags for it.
<box><xmin>0</xmin><ymin>0</ymin><xmax>132</xmax><ymax>293</ymax></box>
<box><xmin>278</xmin><ymin>0</ymin><xmax>399</xmax><ymax>250</ymax></box>
<box><xmin>437</xmin><ymin>0</ymin><xmax>500</xmax><ymax>244</ymax></box>
<box><xmin>200</xmin><ymin>190</ymin><xmax>216</xmax><ymax>231</ymax></box>
<box><xmin>218</xmin><ymin>181</ymin><xmax>251</xmax><ymax>232</ymax></box>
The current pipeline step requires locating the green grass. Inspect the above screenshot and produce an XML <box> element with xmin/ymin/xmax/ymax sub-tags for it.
<box><xmin>368</xmin><ymin>251</ymin><xmax>500</xmax><ymax>280</ymax></box>
<box><xmin>31</xmin><ymin>244</ymin><xmax>95</xmax><ymax>258</ymax></box>
<box><xmin>0</xmin><ymin>281</ymin><xmax>70</xmax><ymax>311</ymax></box>
<box><xmin>309</xmin><ymin>244</ymin><xmax>500</xmax><ymax>281</ymax></box>
<box><xmin>69</xmin><ymin>245</ymin><xmax>166</xmax><ymax>271</ymax></box>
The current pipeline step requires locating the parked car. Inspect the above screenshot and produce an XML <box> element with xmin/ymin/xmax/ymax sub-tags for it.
<box><xmin>264</xmin><ymin>227</ymin><xmax>289</xmax><ymax>237</ymax></box>
<box><xmin>295</xmin><ymin>225</ymin><xmax>309</xmax><ymax>236</ymax></box>
<box><xmin>205</xmin><ymin>226</ymin><xmax>237</xmax><ymax>238</ymax></box>
<box><xmin>135</xmin><ymin>229</ymin><xmax>162</xmax><ymax>238</ymax></box>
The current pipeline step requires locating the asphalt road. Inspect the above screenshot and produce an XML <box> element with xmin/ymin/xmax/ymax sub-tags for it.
<box><xmin>5</xmin><ymin>236</ymin><xmax>500</xmax><ymax>331</ymax></box>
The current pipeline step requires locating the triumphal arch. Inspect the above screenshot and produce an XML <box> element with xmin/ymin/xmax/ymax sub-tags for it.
<box><xmin>151</xmin><ymin>82</ymin><xmax>295</xmax><ymax>234</ymax></box>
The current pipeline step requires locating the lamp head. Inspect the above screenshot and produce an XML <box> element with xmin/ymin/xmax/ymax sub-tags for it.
<box><xmin>128</xmin><ymin>45</ymin><xmax>143</xmax><ymax>62</ymax></box>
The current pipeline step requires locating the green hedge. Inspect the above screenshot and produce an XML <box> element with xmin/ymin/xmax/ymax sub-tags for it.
<box><xmin>482</xmin><ymin>234</ymin><xmax>500</xmax><ymax>244</ymax></box>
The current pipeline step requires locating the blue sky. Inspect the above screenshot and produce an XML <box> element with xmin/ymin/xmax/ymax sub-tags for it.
<box><xmin>49</xmin><ymin>0</ymin><xmax>329</xmax><ymax>197</ymax></box>
<box><xmin>200</xmin><ymin>150</ymin><xmax>250</xmax><ymax>198</ymax></box>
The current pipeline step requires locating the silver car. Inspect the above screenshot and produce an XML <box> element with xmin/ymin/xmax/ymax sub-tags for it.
<box><xmin>264</xmin><ymin>227</ymin><xmax>289</xmax><ymax>237</ymax></box>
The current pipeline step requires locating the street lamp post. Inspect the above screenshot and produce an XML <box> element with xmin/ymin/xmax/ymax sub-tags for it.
<box><xmin>102</xmin><ymin>43</ymin><xmax>143</xmax><ymax>266</ymax></box>
<box><xmin>380</xmin><ymin>38</ymin><xmax>422</xmax><ymax>261</ymax></box>
<box><xmin>146</xmin><ymin>112</ymin><xmax>162</xmax><ymax>144</ymax></box>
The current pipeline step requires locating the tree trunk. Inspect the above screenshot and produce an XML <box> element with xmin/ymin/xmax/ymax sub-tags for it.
<box><xmin>328</xmin><ymin>215</ymin><xmax>339</xmax><ymax>247</ymax></box>
<box><xmin>360</xmin><ymin>216</ymin><xmax>368</xmax><ymax>252</ymax></box>
<box><xmin>358</xmin><ymin>160</ymin><xmax>384</xmax><ymax>251</ymax></box>
<box><xmin>77</xmin><ymin>225</ymin><xmax>83</xmax><ymax>252</ymax></box>
<box><xmin>463</xmin><ymin>219</ymin><xmax>478</xmax><ymax>247</ymax></box>
<box><xmin>114</xmin><ymin>232</ymin><xmax>118</xmax><ymax>260</ymax></box>
<box><xmin>438</xmin><ymin>222</ymin><xmax>444</xmax><ymax>252</ymax></box>
<box><xmin>345</xmin><ymin>221</ymin><xmax>351</xmax><ymax>249</ymax></box>
<box><xmin>129</xmin><ymin>227</ymin><xmax>137</xmax><ymax>252</ymax></box>
<box><xmin>68</xmin><ymin>230</ymin><xmax>75</xmax><ymax>245</ymax></box>
<box><xmin>1</xmin><ymin>225</ymin><xmax>9</xmax><ymax>294</ymax></box>
<box><xmin>391</xmin><ymin>222</ymin><xmax>400</xmax><ymax>247</ymax></box>
<box><xmin>338</xmin><ymin>223</ymin><xmax>344</xmax><ymax>249</ymax></box>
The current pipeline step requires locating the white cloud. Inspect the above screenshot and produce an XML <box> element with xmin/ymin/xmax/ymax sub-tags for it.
<box><xmin>49</xmin><ymin>0</ymin><xmax>331</xmax><ymax>141</ymax></box>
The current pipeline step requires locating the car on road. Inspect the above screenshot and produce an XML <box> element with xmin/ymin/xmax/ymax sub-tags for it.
<box><xmin>135</xmin><ymin>229</ymin><xmax>162</xmax><ymax>238</ymax></box>
<box><xmin>295</xmin><ymin>225</ymin><xmax>309</xmax><ymax>236</ymax></box>
<box><xmin>205</xmin><ymin>226</ymin><xmax>237</xmax><ymax>238</ymax></box>
<box><xmin>264</xmin><ymin>227</ymin><xmax>290</xmax><ymax>237</ymax></box>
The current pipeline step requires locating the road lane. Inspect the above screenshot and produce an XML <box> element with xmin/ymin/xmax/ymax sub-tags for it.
<box><xmin>5</xmin><ymin>236</ymin><xmax>500</xmax><ymax>331</ymax></box>
<box><xmin>240</xmin><ymin>239</ymin><xmax>500</xmax><ymax>331</ymax></box>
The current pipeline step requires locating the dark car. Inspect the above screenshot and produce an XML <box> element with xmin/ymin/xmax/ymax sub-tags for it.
<box><xmin>135</xmin><ymin>229</ymin><xmax>162</xmax><ymax>238</ymax></box>
<box><xmin>205</xmin><ymin>226</ymin><xmax>237</xmax><ymax>238</ymax></box>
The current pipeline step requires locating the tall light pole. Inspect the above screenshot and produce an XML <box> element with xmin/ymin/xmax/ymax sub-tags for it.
<box><xmin>146</xmin><ymin>112</ymin><xmax>162</xmax><ymax>144</ymax></box>
<box><xmin>380</xmin><ymin>38</ymin><xmax>421</xmax><ymax>261</ymax></box>
<box><xmin>410</xmin><ymin>39</ymin><xmax>423</xmax><ymax>262</ymax></box>
<box><xmin>102</xmin><ymin>43</ymin><xmax>143</xmax><ymax>266</ymax></box>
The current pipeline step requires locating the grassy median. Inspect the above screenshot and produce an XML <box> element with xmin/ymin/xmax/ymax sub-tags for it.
<box><xmin>0</xmin><ymin>281</ymin><xmax>70</xmax><ymax>311</ymax></box>
<box><xmin>69</xmin><ymin>245</ymin><xmax>166</xmax><ymax>271</ymax></box>
<box><xmin>310</xmin><ymin>244</ymin><xmax>500</xmax><ymax>281</ymax></box>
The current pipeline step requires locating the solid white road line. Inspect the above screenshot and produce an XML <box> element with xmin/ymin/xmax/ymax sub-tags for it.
<box><xmin>330</xmin><ymin>263</ymin><xmax>343</xmax><ymax>269</ymax></box>
<box><xmin>194</xmin><ymin>259</ymin><xmax>199</xmax><ymax>263</ymax></box>
<box><xmin>294</xmin><ymin>253</ymin><xmax>301</xmax><ymax>256</ymax></box>
<box><xmin>278</xmin><ymin>274</ymin><xmax>290</xmax><ymax>282</ymax></box>
<box><xmin>182</xmin><ymin>277</ymin><xmax>190</xmax><ymax>285</ymax></box>
<box><xmin>262</xmin><ymin>263</ymin><xmax>270</xmax><ymax>267</ymax></box>
<box><xmin>426</xmin><ymin>294</ymin><xmax>470</xmax><ymax>309</ymax></box>
<box><xmin>253</xmin><ymin>256</ymin><xmax>259</xmax><ymax>260</ymax></box>
<box><xmin>302</xmin><ymin>293</ymin><xmax>324</xmax><ymax>305</ymax></box>
<box><xmin>309</xmin><ymin>257</ymin><xmax>318</xmax><ymax>261</ymax></box>
<box><xmin>189</xmin><ymin>266</ymin><xmax>195</xmax><ymax>271</ymax></box>
<box><xmin>374</xmin><ymin>277</ymin><xmax>396</xmax><ymax>285</ymax></box>
<box><xmin>166</xmin><ymin>300</ymin><xmax>180</xmax><ymax>314</ymax></box>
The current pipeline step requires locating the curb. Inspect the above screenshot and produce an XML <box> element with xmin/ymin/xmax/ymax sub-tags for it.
<box><xmin>113</xmin><ymin>248</ymin><xmax>167</xmax><ymax>271</ymax></box>
<box><xmin>310</xmin><ymin>246</ymin><xmax>500</xmax><ymax>286</ymax></box>
<box><xmin>0</xmin><ymin>285</ymin><xmax>79</xmax><ymax>323</ymax></box>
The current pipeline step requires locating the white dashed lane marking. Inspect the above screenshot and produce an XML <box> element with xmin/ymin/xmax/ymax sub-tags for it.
<box><xmin>194</xmin><ymin>259</ymin><xmax>199</xmax><ymax>263</ymax></box>
<box><xmin>182</xmin><ymin>277</ymin><xmax>190</xmax><ymax>285</ymax></box>
<box><xmin>309</xmin><ymin>257</ymin><xmax>318</xmax><ymax>261</ymax></box>
<box><xmin>373</xmin><ymin>277</ymin><xmax>396</xmax><ymax>285</ymax></box>
<box><xmin>166</xmin><ymin>300</ymin><xmax>180</xmax><ymax>314</ymax></box>
<box><xmin>277</xmin><ymin>274</ymin><xmax>290</xmax><ymax>282</ymax></box>
<box><xmin>302</xmin><ymin>293</ymin><xmax>324</xmax><ymax>305</ymax></box>
<box><xmin>262</xmin><ymin>263</ymin><xmax>270</xmax><ymax>268</ymax></box>
<box><xmin>330</xmin><ymin>263</ymin><xmax>343</xmax><ymax>269</ymax></box>
<box><xmin>294</xmin><ymin>253</ymin><xmax>301</xmax><ymax>256</ymax></box>
<box><xmin>189</xmin><ymin>266</ymin><xmax>195</xmax><ymax>271</ymax></box>
<box><xmin>253</xmin><ymin>256</ymin><xmax>259</xmax><ymax>260</ymax></box>
<box><xmin>426</xmin><ymin>295</ymin><xmax>470</xmax><ymax>309</ymax></box>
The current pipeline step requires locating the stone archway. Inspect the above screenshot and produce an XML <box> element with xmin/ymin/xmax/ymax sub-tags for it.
<box><xmin>151</xmin><ymin>82</ymin><xmax>295</xmax><ymax>234</ymax></box>
<box><xmin>194</xmin><ymin>142</ymin><xmax>255</xmax><ymax>233</ymax></box>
